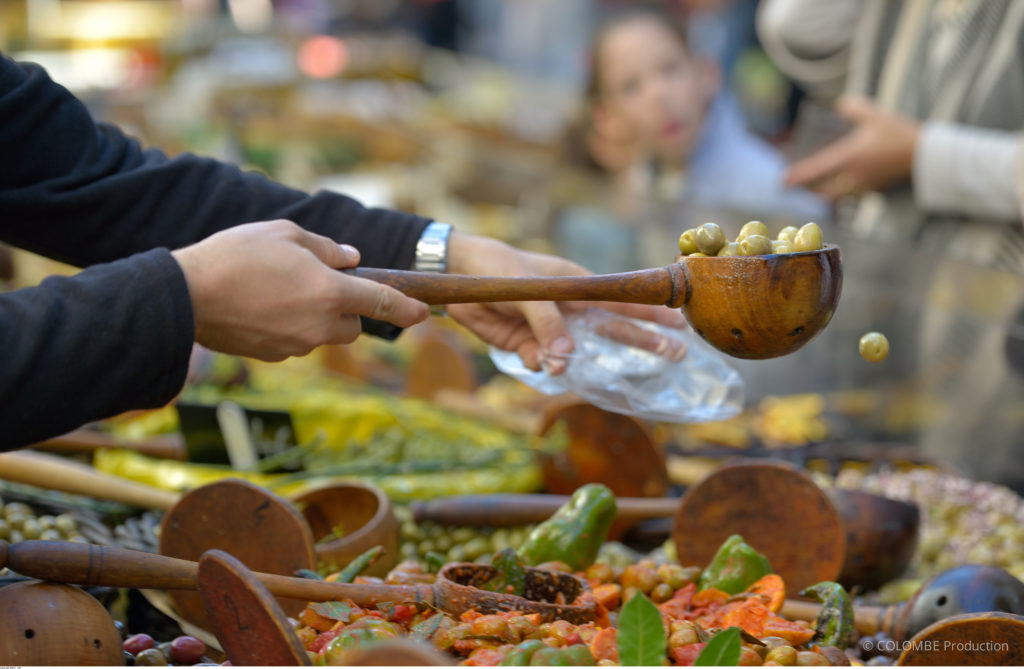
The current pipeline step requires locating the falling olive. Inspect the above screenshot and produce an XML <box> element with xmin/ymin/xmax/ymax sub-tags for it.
<box><xmin>859</xmin><ymin>332</ymin><xmax>890</xmax><ymax>363</ymax></box>
<box><xmin>737</xmin><ymin>220</ymin><xmax>769</xmax><ymax>241</ymax></box>
<box><xmin>695</xmin><ymin>222</ymin><xmax>727</xmax><ymax>255</ymax></box>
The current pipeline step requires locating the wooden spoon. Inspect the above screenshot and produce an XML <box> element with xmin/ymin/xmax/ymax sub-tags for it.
<box><xmin>897</xmin><ymin>612</ymin><xmax>1024</xmax><ymax>665</ymax></box>
<box><xmin>351</xmin><ymin>245</ymin><xmax>842</xmax><ymax>360</ymax></box>
<box><xmin>197</xmin><ymin>549</ymin><xmax>311</xmax><ymax>666</ymax></box>
<box><xmin>0</xmin><ymin>539</ymin><xmax>596</xmax><ymax>623</ymax></box>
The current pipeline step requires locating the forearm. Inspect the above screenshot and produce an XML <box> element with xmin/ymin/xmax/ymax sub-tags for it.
<box><xmin>0</xmin><ymin>250</ymin><xmax>194</xmax><ymax>449</ymax></box>
<box><xmin>0</xmin><ymin>56</ymin><xmax>430</xmax><ymax>273</ymax></box>
<box><xmin>914</xmin><ymin>123</ymin><xmax>1024</xmax><ymax>222</ymax></box>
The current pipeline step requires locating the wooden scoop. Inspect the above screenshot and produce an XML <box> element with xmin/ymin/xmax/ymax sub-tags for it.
<box><xmin>0</xmin><ymin>539</ymin><xmax>596</xmax><ymax>623</ymax></box>
<box><xmin>351</xmin><ymin>245</ymin><xmax>842</xmax><ymax>359</ymax></box>
<box><xmin>897</xmin><ymin>612</ymin><xmax>1024</xmax><ymax>665</ymax></box>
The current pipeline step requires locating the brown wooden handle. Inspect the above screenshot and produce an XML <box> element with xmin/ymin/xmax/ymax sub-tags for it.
<box><xmin>781</xmin><ymin>598</ymin><xmax>900</xmax><ymax>637</ymax></box>
<box><xmin>411</xmin><ymin>494</ymin><xmax>680</xmax><ymax>526</ymax></box>
<box><xmin>32</xmin><ymin>429</ymin><xmax>187</xmax><ymax>460</ymax></box>
<box><xmin>0</xmin><ymin>450</ymin><xmax>180</xmax><ymax>510</ymax></box>
<box><xmin>348</xmin><ymin>265</ymin><xmax>688</xmax><ymax>308</ymax></box>
<box><xmin>0</xmin><ymin>539</ymin><xmax>434</xmax><ymax>607</ymax></box>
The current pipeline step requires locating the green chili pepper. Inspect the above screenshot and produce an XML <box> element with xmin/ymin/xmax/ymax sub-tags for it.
<box><xmin>518</xmin><ymin>484</ymin><xmax>617</xmax><ymax>571</ymax></box>
<box><xmin>529</xmin><ymin>647</ymin><xmax>577</xmax><ymax>666</ymax></box>
<box><xmin>335</xmin><ymin>545</ymin><xmax>383</xmax><ymax>583</ymax></box>
<box><xmin>500</xmin><ymin>640</ymin><xmax>547</xmax><ymax>666</ymax></box>
<box><xmin>697</xmin><ymin>534</ymin><xmax>773</xmax><ymax>595</ymax></box>
<box><xmin>800</xmin><ymin>581</ymin><xmax>855</xmax><ymax>649</ymax></box>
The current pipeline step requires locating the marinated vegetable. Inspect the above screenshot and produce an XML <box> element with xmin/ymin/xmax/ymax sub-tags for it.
<box><xmin>675</xmin><ymin>220</ymin><xmax>828</xmax><ymax>259</ymax></box>
<box><xmin>698</xmin><ymin>534</ymin><xmax>773</xmax><ymax>595</ymax></box>
<box><xmin>518</xmin><ymin>484</ymin><xmax>617</xmax><ymax>572</ymax></box>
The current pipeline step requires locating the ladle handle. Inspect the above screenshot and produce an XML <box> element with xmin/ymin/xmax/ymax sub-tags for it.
<box><xmin>781</xmin><ymin>598</ymin><xmax>901</xmax><ymax>637</ymax></box>
<box><xmin>411</xmin><ymin>494</ymin><xmax>680</xmax><ymax>526</ymax></box>
<box><xmin>348</xmin><ymin>265</ymin><xmax>688</xmax><ymax>308</ymax></box>
<box><xmin>0</xmin><ymin>540</ymin><xmax>434</xmax><ymax>607</ymax></box>
<box><xmin>0</xmin><ymin>450</ymin><xmax>180</xmax><ymax>511</ymax></box>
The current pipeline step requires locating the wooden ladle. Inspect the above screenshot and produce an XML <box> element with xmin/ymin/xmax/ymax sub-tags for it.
<box><xmin>352</xmin><ymin>245</ymin><xmax>842</xmax><ymax>360</ymax></box>
<box><xmin>0</xmin><ymin>539</ymin><xmax>596</xmax><ymax>624</ymax></box>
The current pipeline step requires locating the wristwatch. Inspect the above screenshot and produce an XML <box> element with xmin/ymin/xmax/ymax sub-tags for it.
<box><xmin>414</xmin><ymin>221</ymin><xmax>452</xmax><ymax>273</ymax></box>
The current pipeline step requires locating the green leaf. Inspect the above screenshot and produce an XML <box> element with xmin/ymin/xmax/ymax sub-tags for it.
<box><xmin>695</xmin><ymin>627</ymin><xmax>742</xmax><ymax>666</ymax></box>
<box><xmin>410</xmin><ymin>613</ymin><xmax>445</xmax><ymax>641</ymax></box>
<box><xmin>294</xmin><ymin>568</ymin><xmax>324</xmax><ymax>581</ymax></box>
<box><xmin>310</xmin><ymin>601</ymin><xmax>352</xmax><ymax>622</ymax></box>
<box><xmin>617</xmin><ymin>593</ymin><xmax>667</xmax><ymax>666</ymax></box>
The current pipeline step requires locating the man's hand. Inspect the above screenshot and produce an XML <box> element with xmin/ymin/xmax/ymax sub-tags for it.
<box><xmin>445</xmin><ymin>233</ymin><xmax>687</xmax><ymax>375</ymax></box>
<box><xmin>172</xmin><ymin>220</ymin><xmax>428</xmax><ymax>361</ymax></box>
<box><xmin>786</xmin><ymin>96</ymin><xmax>920</xmax><ymax>200</ymax></box>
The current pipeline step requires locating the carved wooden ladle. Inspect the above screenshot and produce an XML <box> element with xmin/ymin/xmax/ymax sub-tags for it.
<box><xmin>351</xmin><ymin>245</ymin><xmax>842</xmax><ymax>359</ymax></box>
<box><xmin>0</xmin><ymin>539</ymin><xmax>596</xmax><ymax>624</ymax></box>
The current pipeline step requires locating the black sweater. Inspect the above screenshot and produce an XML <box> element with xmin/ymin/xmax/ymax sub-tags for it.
<box><xmin>0</xmin><ymin>54</ymin><xmax>431</xmax><ymax>448</ymax></box>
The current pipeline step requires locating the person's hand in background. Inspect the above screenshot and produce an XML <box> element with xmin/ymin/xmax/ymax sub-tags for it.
<box><xmin>786</xmin><ymin>96</ymin><xmax>920</xmax><ymax>200</ymax></box>
<box><xmin>172</xmin><ymin>220</ymin><xmax>428</xmax><ymax>361</ymax></box>
<box><xmin>444</xmin><ymin>232</ymin><xmax>687</xmax><ymax>375</ymax></box>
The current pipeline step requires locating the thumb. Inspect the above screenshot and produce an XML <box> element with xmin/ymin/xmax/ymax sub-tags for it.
<box><xmin>293</xmin><ymin>230</ymin><xmax>361</xmax><ymax>269</ymax></box>
<box><xmin>835</xmin><ymin>96</ymin><xmax>876</xmax><ymax>124</ymax></box>
<box><xmin>520</xmin><ymin>302</ymin><xmax>575</xmax><ymax>375</ymax></box>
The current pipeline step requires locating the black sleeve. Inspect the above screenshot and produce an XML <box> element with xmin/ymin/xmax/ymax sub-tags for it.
<box><xmin>0</xmin><ymin>54</ymin><xmax>433</xmax><ymax>447</ymax></box>
<box><xmin>0</xmin><ymin>249</ymin><xmax>195</xmax><ymax>449</ymax></box>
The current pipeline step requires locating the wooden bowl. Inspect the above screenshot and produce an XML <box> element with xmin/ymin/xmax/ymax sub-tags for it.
<box><xmin>291</xmin><ymin>481</ymin><xmax>401</xmax><ymax>577</ymax></box>
<box><xmin>0</xmin><ymin>581</ymin><xmax>124</xmax><ymax>665</ymax></box>
<box><xmin>681</xmin><ymin>245</ymin><xmax>842</xmax><ymax>359</ymax></box>
<box><xmin>831</xmin><ymin>488</ymin><xmax>919</xmax><ymax>590</ymax></box>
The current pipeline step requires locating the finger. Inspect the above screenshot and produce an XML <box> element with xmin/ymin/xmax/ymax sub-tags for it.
<box><xmin>593</xmin><ymin>318</ymin><xmax>687</xmax><ymax>361</ymax></box>
<box><xmin>784</xmin><ymin>134</ymin><xmax>857</xmax><ymax>188</ymax></box>
<box><xmin>292</xmin><ymin>229</ymin><xmax>361</xmax><ymax>269</ymax></box>
<box><xmin>566</xmin><ymin>302</ymin><xmax>688</xmax><ymax>329</ymax></box>
<box><xmin>835</xmin><ymin>95</ymin><xmax>875</xmax><ymax>123</ymax></box>
<box><xmin>324</xmin><ymin>314</ymin><xmax>363</xmax><ymax>346</ymax></box>
<box><xmin>339</xmin><ymin>275</ymin><xmax>429</xmax><ymax>328</ymax></box>
<box><xmin>518</xmin><ymin>301</ymin><xmax>574</xmax><ymax>375</ymax></box>
<box><xmin>516</xmin><ymin>339</ymin><xmax>543</xmax><ymax>372</ymax></box>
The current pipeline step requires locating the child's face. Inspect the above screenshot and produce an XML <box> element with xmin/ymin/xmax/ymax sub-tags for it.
<box><xmin>594</xmin><ymin>16</ymin><xmax>718</xmax><ymax>163</ymax></box>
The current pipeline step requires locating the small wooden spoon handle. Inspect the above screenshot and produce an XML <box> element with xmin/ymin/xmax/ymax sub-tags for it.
<box><xmin>781</xmin><ymin>598</ymin><xmax>899</xmax><ymax>637</ymax></box>
<box><xmin>0</xmin><ymin>450</ymin><xmax>180</xmax><ymax>510</ymax></box>
<box><xmin>411</xmin><ymin>494</ymin><xmax>680</xmax><ymax>526</ymax></box>
<box><xmin>349</xmin><ymin>265</ymin><xmax>688</xmax><ymax>308</ymax></box>
<box><xmin>0</xmin><ymin>540</ymin><xmax>434</xmax><ymax>608</ymax></box>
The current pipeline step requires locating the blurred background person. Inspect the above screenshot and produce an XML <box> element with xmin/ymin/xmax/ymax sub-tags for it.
<box><xmin>758</xmin><ymin>0</ymin><xmax>1024</xmax><ymax>486</ymax></box>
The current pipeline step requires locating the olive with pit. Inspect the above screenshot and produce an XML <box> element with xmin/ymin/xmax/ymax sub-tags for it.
<box><xmin>678</xmin><ymin>229</ymin><xmax>699</xmax><ymax>255</ymax></box>
<box><xmin>739</xmin><ymin>234</ymin><xmax>773</xmax><ymax>256</ymax></box>
<box><xmin>696</xmin><ymin>223</ymin><xmax>727</xmax><ymax>255</ymax></box>
<box><xmin>737</xmin><ymin>220</ymin><xmax>769</xmax><ymax>241</ymax></box>
<box><xmin>793</xmin><ymin>222</ymin><xmax>823</xmax><ymax>252</ymax></box>
<box><xmin>859</xmin><ymin>332</ymin><xmax>890</xmax><ymax>363</ymax></box>
<box><xmin>717</xmin><ymin>242</ymin><xmax>740</xmax><ymax>257</ymax></box>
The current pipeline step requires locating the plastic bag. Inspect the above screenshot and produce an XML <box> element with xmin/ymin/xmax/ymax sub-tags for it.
<box><xmin>490</xmin><ymin>309</ymin><xmax>744</xmax><ymax>423</ymax></box>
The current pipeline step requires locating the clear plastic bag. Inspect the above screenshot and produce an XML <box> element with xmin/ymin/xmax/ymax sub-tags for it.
<box><xmin>490</xmin><ymin>309</ymin><xmax>744</xmax><ymax>423</ymax></box>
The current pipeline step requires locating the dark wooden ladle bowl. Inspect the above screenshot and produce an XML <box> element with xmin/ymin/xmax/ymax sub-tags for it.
<box><xmin>351</xmin><ymin>245</ymin><xmax>842</xmax><ymax>360</ymax></box>
<box><xmin>0</xmin><ymin>539</ymin><xmax>596</xmax><ymax>624</ymax></box>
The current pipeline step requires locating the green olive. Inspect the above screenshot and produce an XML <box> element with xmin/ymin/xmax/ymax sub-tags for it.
<box><xmin>8</xmin><ymin>530</ymin><xmax>25</xmax><ymax>544</ymax></box>
<box><xmin>0</xmin><ymin>519</ymin><xmax>8</xmax><ymax>540</ymax></box>
<box><xmin>36</xmin><ymin>515</ymin><xmax>56</xmax><ymax>531</ymax></box>
<box><xmin>737</xmin><ymin>220</ymin><xmax>769</xmax><ymax>241</ymax></box>
<box><xmin>135</xmin><ymin>649</ymin><xmax>169</xmax><ymax>666</ymax></box>
<box><xmin>463</xmin><ymin>537</ymin><xmax>491</xmax><ymax>560</ymax></box>
<box><xmin>20</xmin><ymin>518</ymin><xmax>41</xmax><ymax>540</ymax></box>
<box><xmin>68</xmin><ymin>533</ymin><xmax>90</xmax><ymax>544</ymax></box>
<box><xmin>688</xmin><ymin>252</ymin><xmax>711</xmax><ymax>258</ymax></box>
<box><xmin>39</xmin><ymin>528</ymin><xmax>63</xmax><ymax>541</ymax></box>
<box><xmin>695</xmin><ymin>223</ymin><xmax>727</xmax><ymax>255</ymax></box>
<box><xmin>859</xmin><ymin>332</ymin><xmax>890</xmax><ymax>363</ymax></box>
<box><xmin>777</xmin><ymin>226</ymin><xmax>799</xmax><ymax>243</ymax></box>
<box><xmin>717</xmin><ymin>241</ymin><xmax>740</xmax><ymax>257</ymax></box>
<box><xmin>771</xmin><ymin>239</ymin><xmax>794</xmax><ymax>254</ymax></box>
<box><xmin>739</xmin><ymin>234</ymin><xmax>773</xmax><ymax>256</ymax></box>
<box><xmin>4</xmin><ymin>503</ymin><xmax>32</xmax><ymax>519</ymax></box>
<box><xmin>678</xmin><ymin>229</ymin><xmax>700</xmax><ymax>255</ymax></box>
<box><xmin>650</xmin><ymin>582</ymin><xmax>674</xmax><ymax>603</ymax></box>
<box><xmin>765</xmin><ymin>646</ymin><xmax>798</xmax><ymax>665</ymax></box>
<box><xmin>795</xmin><ymin>650</ymin><xmax>829</xmax><ymax>666</ymax></box>
<box><xmin>793</xmin><ymin>222</ymin><xmax>823</xmax><ymax>251</ymax></box>
<box><xmin>447</xmin><ymin>545</ymin><xmax>467</xmax><ymax>562</ymax></box>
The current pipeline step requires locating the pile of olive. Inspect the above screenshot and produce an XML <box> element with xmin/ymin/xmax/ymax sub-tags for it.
<box><xmin>122</xmin><ymin>632</ymin><xmax>217</xmax><ymax>666</ymax></box>
<box><xmin>0</xmin><ymin>498</ymin><xmax>87</xmax><ymax>545</ymax></box>
<box><xmin>678</xmin><ymin>221</ymin><xmax>824</xmax><ymax>258</ymax></box>
<box><xmin>393</xmin><ymin>506</ymin><xmax>536</xmax><ymax>565</ymax></box>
